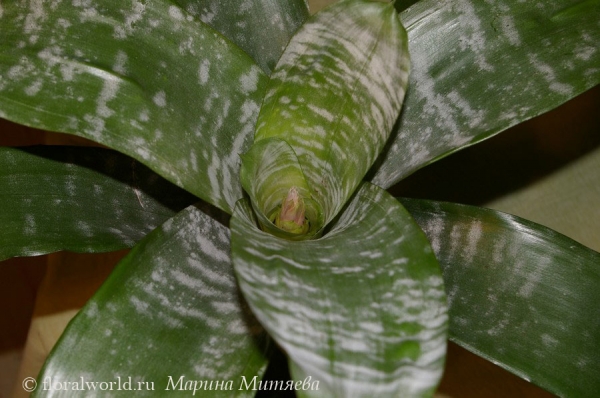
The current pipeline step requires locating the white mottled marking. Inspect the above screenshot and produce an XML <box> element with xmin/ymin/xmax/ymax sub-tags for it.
<box><xmin>57</xmin><ymin>18</ymin><xmax>71</xmax><ymax>29</ymax></box>
<box><xmin>463</xmin><ymin>220</ymin><xmax>483</xmax><ymax>262</ymax></box>
<box><xmin>239</xmin><ymin>67</ymin><xmax>260</xmax><ymax>94</ymax></box>
<box><xmin>113</xmin><ymin>50</ymin><xmax>128</xmax><ymax>75</ymax></box>
<box><xmin>24</xmin><ymin>80</ymin><xmax>43</xmax><ymax>96</ymax></box>
<box><xmin>541</xmin><ymin>333</ymin><xmax>558</xmax><ymax>347</ymax></box>
<box><xmin>96</xmin><ymin>78</ymin><xmax>120</xmax><ymax>118</ymax></box>
<box><xmin>529</xmin><ymin>54</ymin><xmax>573</xmax><ymax>95</ymax></box>
<box><xmin>139</xmin><ymin>110</ymin><xmax>149</xmax><ymax>122</ymax></box>
<box><xmin>168</xmin><ymin>5</ymin><xmax>184</xmax><ymax>21</ymax></box>
<box><xmin>24</xmin><ymin>214</ymin><xmax>36</xmax><ymax>235</ymax></box>
<box><xmin>77</xmin><ymin>221</ymin><xmax>93</xmax><ymax>237</ymax></box>
<box><xmin>83</xmin><ymin>114</ymin><xmax>105</xmax><ymax>139</ymax></box>
<box><xmin>153</xmin><ymin>91</ymin><xmax>167</xmax><ymax>107</ymax></box>
<box><xmin>198</xmin><ymin>59</ymin><xmax>210</xmax><ymax>85</ymax></box>
<box><xmin>130</xmin><ymin>296</ymin><xmax>151</xmax><ymax>315</ymax></box>
<box><xmin>85</xmin><ymin>302</ymin><xmax>98</xmax><ymax>318</ymax></box>
<box><xmin>24</xmin><ymin>0</ymin><xmax>47</xmax><ymax>44</ymax></box>
<box><xmin>499</xmin><ymin>15</ymin><xmax>521</xmax><ymax>46</ymax></box>
<box><xmin>59</xmin><ymin>63</ymin><xmax>77</xmax><ymax>81</ymax></box>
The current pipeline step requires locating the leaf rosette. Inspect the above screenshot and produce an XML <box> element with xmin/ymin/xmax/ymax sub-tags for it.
<box><xmin>0</xmin><ymin>0</ymin><xmax>597</xmax><ymax>396</ymax></box>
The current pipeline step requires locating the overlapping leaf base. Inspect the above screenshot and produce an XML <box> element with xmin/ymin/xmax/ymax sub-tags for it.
<box><xmin>232</xmin><ymin>183</ymin><xmax>448</xmax><ymax>397</ymax></box>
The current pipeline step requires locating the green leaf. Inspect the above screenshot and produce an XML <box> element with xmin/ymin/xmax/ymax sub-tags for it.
<box><xmin>401</xmin><ymin>198</ymin><xmax>600</xmax><ymax>397</ymax></box>
<box><xmin>370</xmin><ymin>0</ymin><xmax>600</xmax><ymax>188</ymax></box>
<box><xmin>231</xmin><ymin>183</ymin><xmax>447</xmax><ymax>397</ymax></box>
<box><xmin>0</xmin><ymin>146</ymin><xmax>194</xmax><ymax>261</ymax></box>
<box><xmin>35</xmin><ymin>204</ymin><xmax>268</xmax><ymax>397</ymax></box>
<box><xmin>0</xmin><ymin>0</ymin><xmax>268</xmax><ymax>213</ymax></box>
<box><xmin>244</xmin><ymin>0</ymin><xmax>410</xmax><ymax>231</ymax></box>
<box><xmin>171</xmin><ymin>0</ymin><xmax>310</xmax><ymax>74</ymax></box>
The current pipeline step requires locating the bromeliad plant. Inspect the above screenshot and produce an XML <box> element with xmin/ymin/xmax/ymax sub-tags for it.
<box><xmin>0</xmin><ymin>0</ymin><xmax>599</xmax><ymax>396</ymax></box>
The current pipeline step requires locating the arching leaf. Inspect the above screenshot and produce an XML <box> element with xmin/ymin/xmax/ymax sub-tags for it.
<box><xmin>0</xmin><ymin>146</ymin><xmax>194</xmax><ymax>261</ymax></box>
<box><xmin>0</xmin><ymin>0</ymin><xmax>268</xmax><ymax>213</ymax></box>
<box><xmin>370</xmin><ymin>0</ymin><xmax>600</xmax><ymax>187</ymax></box>
<box><xmin>35</xmin><ymin>204</ymin><xmax>269</xmax><ymax>397</ymax></box>
<box><xmin>402</xmin><ymin>198</ymin><xmax>600</xmax><ymax>397</ymax></box>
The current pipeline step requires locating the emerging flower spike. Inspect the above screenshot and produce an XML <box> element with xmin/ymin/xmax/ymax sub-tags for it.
<box><xmin>273</xmin><ymin>186</ymin><xmax>309</xmax><ymax>234</ymax></box>
<box><xmin>240</xmin><ymin>138</ymin><xmax>323</xmax><ymax>241</ymax></box>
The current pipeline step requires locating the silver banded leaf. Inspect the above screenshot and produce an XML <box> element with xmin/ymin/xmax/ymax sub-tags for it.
<box><xmin>243</xmin><ymin>0</ymin><xmax>410</xmax><ymax>230</ymax></box>
<box><xmin>0</xmin><ymin>146</ymin><xmax>195</xmax><ymax>261</ymax></box>
<box><xmin>0</xmin><ymin>0</ymin><xmax>268</xmax><ymax>214</ymax></box>
<box><xmin>171</xmin><ymin>0</ymin><xmax>310</xmax><ymax>74</ymax></box>
<box><xmin>401</xmin><ymin>198</ymin><xmax>600</xmax><ymax>397</ymax></box>
<box><xmin>35</xmin><ymin>204</ymin><xmax>268</xmax><ymax>398</ymax></box>
<box><xmin>370</xmin><ymin>0</ymin><xmax>600</xmax><ymax>188</ymax></box>
<box><xmin>231</xmin><ymin>183</ymin><xmax>448</xmax><ymax>397</ymax></box>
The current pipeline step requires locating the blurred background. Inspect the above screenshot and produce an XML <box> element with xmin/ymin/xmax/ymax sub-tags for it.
<box><xmin>0</xmin><ymin>0</ymin><xmax>598</xmax><ymax>396</ymax></box>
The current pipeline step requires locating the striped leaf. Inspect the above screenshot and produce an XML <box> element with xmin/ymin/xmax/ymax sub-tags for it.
<box><xmin>402</xmin><ymin>198</ymin><xmax>600</xmax><ymax>397</ymax></box>
<box><xmin>35</xmin><ymin>204</ymin><xmax>269</xmax><ymax>397</ymax></box>
<box><xmin>0</xmin><ymin>0</ymin><xmax>268</xmax><ymax>213</ymax></box>
<box><xmin>242</xmin><ymin>0</ymin><xmax>410</xmax><ymax>234</ymax></box>
<box><xmin>231</xmin><ymin>183</ymin><xmax>448</xmax><ymax>397</ymax></box>
<box><xmin>370</xmin><ymin>0</ymin><xmax>600</xmax><ymax>187</ymax></box>
<box><xmin>0</xmin><ymin>146</ymin><xmax>194</xmax><ymax>261</ymax></box>
<box><xmin>171</xmin><ymin>0</ymin><xmax>309</xmax><ymax>73</ymax></box>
